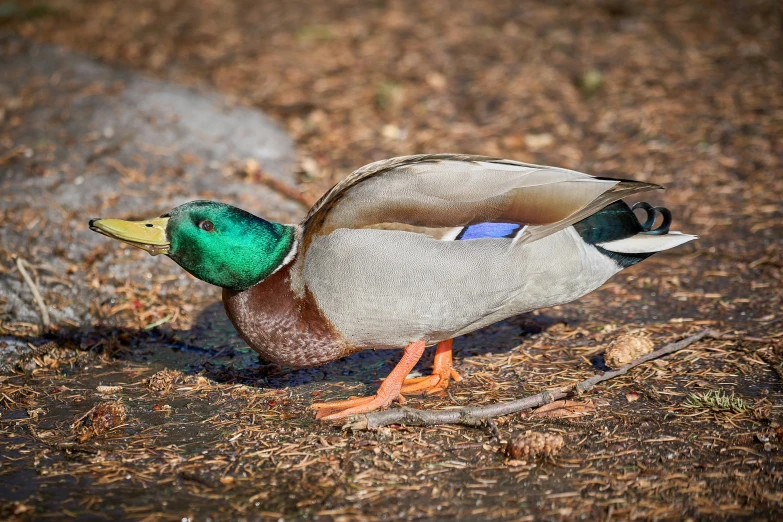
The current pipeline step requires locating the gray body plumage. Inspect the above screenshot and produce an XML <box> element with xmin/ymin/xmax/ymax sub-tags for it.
<box><xmin>303</xmin><ymin>226</ymin><xmax>619</xmax><ymax>349</ymax></box>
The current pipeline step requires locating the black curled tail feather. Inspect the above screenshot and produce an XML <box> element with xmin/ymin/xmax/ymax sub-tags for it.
<box><xmin>573</xmin><ymin>200</ymin><xmax>642</xmax><ymax>244</ymax></box>
<box><xmin>631</xmin><ymin>202</ymin><xmax>671</xmax><ymax>235</ymax></box>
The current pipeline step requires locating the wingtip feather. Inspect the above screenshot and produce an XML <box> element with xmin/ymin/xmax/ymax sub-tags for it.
<box><xmin>598</xmin><ymin>231</ymin><xmax>697</xmax><ymax>254</ymax></box>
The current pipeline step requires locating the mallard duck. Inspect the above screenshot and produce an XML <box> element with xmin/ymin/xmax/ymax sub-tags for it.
<box><xmin>90</xmin><ymin>154</ymin><xmax>696</xmax><ymax>420</ymax></box>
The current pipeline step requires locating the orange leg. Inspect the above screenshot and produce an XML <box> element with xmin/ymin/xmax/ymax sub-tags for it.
<box><xmin>312</xmin><ymin>340</ymin><xmax>427</xmax><ymax>421</ymax></box>
<box><xmin>400</xmin><ymin>339</ymin><xmax>463</xmax><ymax>395</ymax></box>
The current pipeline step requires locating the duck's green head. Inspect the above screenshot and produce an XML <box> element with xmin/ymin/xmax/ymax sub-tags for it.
<box><xmin>89</xmin><ymin>201</ymin><xmax>296</xmax><ymax>291</ymax></box>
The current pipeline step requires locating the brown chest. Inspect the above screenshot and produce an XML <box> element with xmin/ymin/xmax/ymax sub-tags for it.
<box><xmin>221</xmin><ymin>263</ymin><xmax>352</xmax><ymax>368</ymax></box>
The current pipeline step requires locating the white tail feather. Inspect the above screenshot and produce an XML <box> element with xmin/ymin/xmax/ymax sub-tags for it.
<box><xmin>598</xmin><ymin>231</ymin><xmax>697</xmax><ymax>254</ymax></box>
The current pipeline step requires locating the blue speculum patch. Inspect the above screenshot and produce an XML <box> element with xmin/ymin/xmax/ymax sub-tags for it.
<box><xmin>456</xmin><ymin>222</ymin><xmax>522</xmax><ymax>240</ymax></box>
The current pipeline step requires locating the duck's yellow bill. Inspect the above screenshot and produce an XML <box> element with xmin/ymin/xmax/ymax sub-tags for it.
<box><xmin>89</xmin><ymin>217</ymin><xmax>170</xmax><ymax>256</ymax></box>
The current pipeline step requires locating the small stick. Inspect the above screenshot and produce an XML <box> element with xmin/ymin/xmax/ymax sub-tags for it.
<box><xmin>250</xmin><ymin>168</ymin><xmax>316</xmax><ymax>208</ymax></box>
<box><xmin>485</xmin><ymin>418</ymin><xmax>502</xmax><ymax>443</ymax></box>
<box><xmin>347</xmin><ymin>329</ymin><xmax>720</xmax><ymax>430</ymax></box>
<box><xmin>15</xmin><ymin>257</ymin><xmax>50</xmax><ymax>331</ymax></box>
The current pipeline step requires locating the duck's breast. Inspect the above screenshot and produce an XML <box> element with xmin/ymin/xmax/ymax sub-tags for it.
<box><xmin>222</xmin><ymin>263</ymin><xmax>352</xmax><ymax>368</ymax></box>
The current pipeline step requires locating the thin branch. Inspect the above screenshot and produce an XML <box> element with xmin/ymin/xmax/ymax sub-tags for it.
<box><xmin>246</xmin><ymin>167</ymin><xmax>316</xmax><ymax>208</ymax></box>
<box><xmin>347</xmin><ymin>329</ymin><xmax>721</xmax><ymax>431</ymax></box>
<box><xmin>484</xmin><ymin>418</ymin><xmax>502</xmax><ymax>443</ymax></box>
<box><xmin>15</xmin><ymin>257</ymin><xmax>50</xmax><ymax>331</ymax></box>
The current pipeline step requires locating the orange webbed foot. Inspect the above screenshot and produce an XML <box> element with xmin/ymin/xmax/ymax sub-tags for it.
<box><xmin>313</xmin><ymin>393</ymin><xmax>404</xmax><ymax>420</ymax></box>
<box><xmin>400</xmin><ymin>339</ymin><xmax>461</xmax><ymax>395</ymax></box>
<box><xmin>312</xmin><ymin>340</ymin><xmax>426</xmax><ymax>421</ymax></box>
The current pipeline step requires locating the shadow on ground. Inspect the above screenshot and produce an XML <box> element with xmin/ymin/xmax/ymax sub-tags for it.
<box><xmin>9</xmin><ymin>300</ymin><xmax>561</xmax><ymax>394</ymax></box>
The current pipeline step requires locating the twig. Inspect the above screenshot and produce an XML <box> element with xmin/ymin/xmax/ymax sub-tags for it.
<box><xmin>15</xmin><ymin>257</ymin><xmax>50</xmax><ymax>331</ymax></box>
<box><xmin>249</xmin><ymin>168</ymin><xmax>316</xmax><ymax>208</ymax></box>
<box><xmin>347</xmin><ymin>329</ymin><xmax>721</xmax><ymax>430</ymax></box>
<box><xmin>0</xmin><ymin>146</ymin><xmax>26</xmax><ymax>166</ymax></box>
<box><xmin>485</xmin><ymin>418</ymin><xmax>502</xmax><ymax>443</ymax></box>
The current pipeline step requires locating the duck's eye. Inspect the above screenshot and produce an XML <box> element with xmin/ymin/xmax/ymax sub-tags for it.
<box><xmin>199</xmin><ymin>220</ymin><xmax>214</xmax><ymax>232</ymax></box>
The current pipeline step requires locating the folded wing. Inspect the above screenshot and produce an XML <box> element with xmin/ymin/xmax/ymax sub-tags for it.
<box><xmin>300</xmin><ymin>154</ymin><xmax>661</xmax><ymax>250</ymax></box>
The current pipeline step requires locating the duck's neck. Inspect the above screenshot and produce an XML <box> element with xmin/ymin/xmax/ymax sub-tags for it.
<box><xmin>263</xmin><ymin>225</ymin><xmax>300</xmax><ymax>282</ymax></box>
<box><xmin>237</xmin><ymin>223</ymin><xmax>298</xmax><ymax>290</ymax></box>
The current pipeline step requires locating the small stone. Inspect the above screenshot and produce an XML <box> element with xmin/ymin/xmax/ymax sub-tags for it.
<box><xmin>381</xmin><ymin>124</ymin><xmax>405</xmax><ymax>140</ymax></box>
<box><xmin>626</xmin><ymin>392</ymin><xmax>640</xmax><ymax>402</ymax></box>
<box><xmin>425</xmin><ymin>71</ymin><xmax>447</xmax><ymax>91</ymax></box>
<box><xmin>300</xmin><ymin>156</ymin><xmax>320</xmax><ymax>179</ymax></box>
<box><xmin>505</xmin><ymin>431</ymin><xmax>564</xmax><ymax>460</ymax></box>
<box><xmin>578</xmin><ymin>69</ymin><xmax>604</xmax><ymax>96</ymax></box>
<box><xmin>524</xmin><ymin>133</ymin><xmax>554</xmax><ymax>150</ymax></box>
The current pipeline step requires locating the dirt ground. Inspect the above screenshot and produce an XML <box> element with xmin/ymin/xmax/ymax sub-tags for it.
<box><xmin>2</xmin><ymin>0</ymin><xmax>783</xmax><ymax>520</ymax></box>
